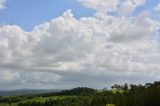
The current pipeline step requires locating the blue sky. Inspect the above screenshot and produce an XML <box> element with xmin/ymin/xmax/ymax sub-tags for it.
<box><xmin>0</xmin><ymin>0</ymin><xmax>159</xmax><ymax>31</ymax></box>
<box><xmin>0</xmin><ymin>0</ymin><xmax>94</xmax><ymax>31</ymax></box>
<box><xmin>134</xmin><ymin>0</ymin><xmax>160</xmax><ymax>18</ymax></box>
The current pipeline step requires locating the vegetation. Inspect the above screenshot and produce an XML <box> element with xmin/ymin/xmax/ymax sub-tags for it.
<box><xmin>1</xmin><ymin>81</ymin><xmax>160</xmax><ymax>106</ymax></box>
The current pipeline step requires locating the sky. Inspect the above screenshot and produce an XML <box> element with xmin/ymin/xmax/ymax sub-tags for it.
<box><xmin>0</xmin><ymin>0</ymin><xmax>160</xmax><ymax>90</ymax></box>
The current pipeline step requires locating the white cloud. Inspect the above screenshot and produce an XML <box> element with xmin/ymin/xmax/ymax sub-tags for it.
<box><xmin>78</xmin><ymin>0</ymin><xmax>118</xmax><ymax>15</ymax></box>
<box><xmin>117</xmin><ymin>0</ymin><xmax>146</xmax><ymax>15</ymax></box>
<box><xmin>154</xmin><ymin>3</ymin><xmax>160</xmax><ymax>13</ymax></box>
<box><xmin>0</xmin><ymin>0</ymin><xmax>6</xmax><ymax>10</ymax></box>
<box><xmin>0</xmin><ymin>2</ymin><xmax>160</xmax><ymax>89</ymax></box>
<box><xmin>78</xmin><ymin>0</ymin><xmax>146</xmax><ymax>16</ymax></box>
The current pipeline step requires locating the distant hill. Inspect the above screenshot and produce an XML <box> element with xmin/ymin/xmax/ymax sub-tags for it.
<box><xmin>0</xmin><ymin>89</ymin><xmax>62</xmax><ymax>96</ymax></box>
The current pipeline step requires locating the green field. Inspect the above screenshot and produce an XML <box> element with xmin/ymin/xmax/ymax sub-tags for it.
<box><xmin>0</xmin><ymin>96</ymin><xmax>74</xmax><ymax>106</ymax></box>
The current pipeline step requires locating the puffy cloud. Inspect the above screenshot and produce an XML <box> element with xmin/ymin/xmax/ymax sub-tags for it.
<box><xmin>0</xmin><ymin>4</ymin><xmax>160</xmax><ymax>89</ymax></box>
<box><xmin>78</xmin><ymin>0</ymin><xmax>146</xmax><ymax>16</ymax></box>
<box><xmin>0</xmin><ymin>0</ymin><xmax>6</xmax><ymax>9</ymax></box>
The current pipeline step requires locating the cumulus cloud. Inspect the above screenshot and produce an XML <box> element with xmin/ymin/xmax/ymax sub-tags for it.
<box><xmin>0</xmin><ymin>1</ymin><xmax>160</xmax><ymax>89</ymax></box>
<box><xmin>78</xmin><ymin>0</ymin><xmax>146</xmax><ymax>16</ymax></box>
<box><xmin>0</xmin><ymin>0</ymin><xmax>6</xmax><ymax>9</ymax></box>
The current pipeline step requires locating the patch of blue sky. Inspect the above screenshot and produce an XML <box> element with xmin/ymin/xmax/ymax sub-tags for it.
<box><xmin>133</xmin><ymin>0</ymin><xmax>160</xmax><ymax>19</ymax></box>
<box><xmin>152</xmin><ymin>29</ymin><xmax>160</xmax><ymax>46</ymax></box>
<box><xmin>107</xmin><ymin>0</ymin><xmax>160</xmax><ymax>17</ymax></box>
<box><xmin>0</xmin><ymin>0</ymin><xmax>95</xmax><ymax>31</ymax></box>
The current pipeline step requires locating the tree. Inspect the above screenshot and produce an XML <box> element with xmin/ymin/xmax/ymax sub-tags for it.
<box><xmin>123</xmin><ymin>83</ymin><xmax>128</xmax><ymax>90</ymax></box>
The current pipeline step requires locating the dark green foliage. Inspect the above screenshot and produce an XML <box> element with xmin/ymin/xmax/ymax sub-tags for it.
<box><xmin>58</xmin><ymin>87</ymin><xmax>96</xmax><ymax>96</ymax></box>
<box><xmin>18</xmin><ymin>97</ymin><xmax>91</xmax><ymax>106</ymax></box>
<box><xmin>0</xmin><ymin>96</ymin><xmax>26</xmax><ymax>103</ymax></box>
<box><xmin>1</xmin><ymin>81</ymin><xmax>160</xmax><ymax>106</ymax></box>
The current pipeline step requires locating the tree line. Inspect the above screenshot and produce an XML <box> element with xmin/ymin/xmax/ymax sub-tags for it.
<box><xmin>1</xmin><ymin>81</ymin><xmax>160</xmax><ymax>106</ymax></box>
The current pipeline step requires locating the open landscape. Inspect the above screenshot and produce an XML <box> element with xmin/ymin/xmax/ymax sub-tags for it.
<box><xmin>0</xmin><ymin>0</ymin><xmax>160</xmax><ymax>106</ymax></box>
<box><xmin>1</xmin><ymin>81</ymin><xmax>160</xmax><ymax>106</ymax></box>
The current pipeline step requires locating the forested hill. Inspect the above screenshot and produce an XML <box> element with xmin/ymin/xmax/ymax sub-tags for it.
<box><xmin>1</xmin><ymin>81</ymin><xmax>160</xmax><ymax>106</ymax></box>
<box><xmin>0</xmin><ymin>89</ymin><xmax>61</xmax><ymax>96</ymax></box>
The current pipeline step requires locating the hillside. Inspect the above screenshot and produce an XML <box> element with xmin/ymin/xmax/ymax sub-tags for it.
<box><xmin>0</xmin><ymin>81</ymin><xmax>160</xmax><ymax>106</ymax></box>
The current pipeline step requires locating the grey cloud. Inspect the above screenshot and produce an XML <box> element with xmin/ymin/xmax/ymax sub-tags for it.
<box><xmin>0</xmin><ymin>4</ymin><xmax>160</xmax><ymax>89</ymax></box>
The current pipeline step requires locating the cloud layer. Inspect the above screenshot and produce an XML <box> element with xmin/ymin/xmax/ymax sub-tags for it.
<box><xmin>0</xmin><ymin>0</ymin><xmax>160</xmax><ymax>89</ymax></box>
